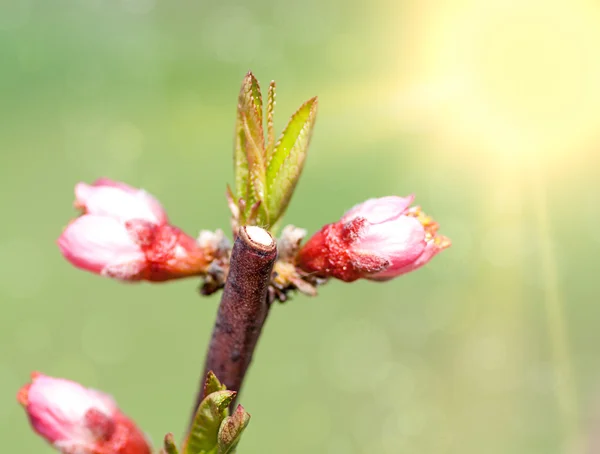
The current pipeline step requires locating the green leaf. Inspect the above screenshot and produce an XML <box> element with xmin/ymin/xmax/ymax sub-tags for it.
<box><xmin>234</xmin><ymin>72</ymin><xmax>265</xmax><ymax>208</ymax></box>
<box><xmin>163</xmin><ymin>433</ymin><xmax>180</xmax><ymax>454</ymax></box>
<box><xmin>245</xmin><ymin>200</ymin><xmax>262</xmax><ymax>226</ymax></box>
<box><xmin>204</xmin><ymin>371</ymin><xmax>226</xmax><ymax>397</ymax></box>
<box><xmin>265</xmin><ymin>81</ymin><xmax>276</xmax><ymax>162</ymax></box>
<box><xmin>234</xmin><ymin>104</ymin><xmax>249</xmax><ymax>207</ymax></box>
<box><xmin>241</xmin><ymin>112</ymin><xmax>268</xmax><ymax>224</ymax></box>
<box><xmin>266</xmin><ymin>96</ymin><xmax>318</xmax><ymax>225</ymax></box>
<box><xmin>218</xmin><ymin>405</ymin><xmax>251</xmax><ymax>454</ymax></box>
<box><xmin>183</xmin><ymin>390</ymin><xmax>236</xmax><ymax>454</ymax></box>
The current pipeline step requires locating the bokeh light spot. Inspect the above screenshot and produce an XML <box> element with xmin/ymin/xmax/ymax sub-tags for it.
<box><xmin>107</xmin><ymin>122</ymin><xmax>145</xmax><ymax>165</ymax></box>
<box><xmin>15</xmin><ymin>319</ymin><xmax>53</xmax><ymax>355</ymax></box>
<box><xmin>121</xmin><ymin>0</ymin><xmax>156</xmax><ymax>15</ymax></box>
<box><xmin>320</xmin><ymin>319</ymin><xmax>392</xmax><ymax>393</ymax></box>
<box><xmin>52</xmin><ymin>356</ymin><xmax>99</xmax><ymax>388</ymax></box>
<box><xmin>0</xmin><ymin>365</ymin><xmax>19</xmax><ymax>424</ymax></box>
<box><xmin>202</xmin><ymin>7</ymin><xmax>261</xmax><ymax>64</ymax></box>
<box><xmin>481</xmin><ymin>223</ymin><xmax>534</xmax><ymax>268</ymax></box>
<box><xmin>0</xmin><ymin>238</ymin><xmax>47</xmax><ymax>300</ymax></box>
<box><xmin>0</xmin><ymin>0</ymin><xmax>31</xmax><ymax>30</ymax></box>
<box><xmin>287</xmin><ymin>400</ymin><xmax>332</xmax><ymax>449</ymax></box>
<box><xmin>81</xmin><ymin>311</ymin><xmax>134</xmax><ymax>365</ymax></box>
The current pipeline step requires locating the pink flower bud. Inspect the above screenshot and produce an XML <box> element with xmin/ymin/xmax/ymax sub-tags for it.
<box><xmin>58</xmin><ymin>179</ymin><xmax>210</xmax><ymax>281</ymax></box>
<box><xmin>17</xmin><ymin>372</ymin><xmax>151</xmax><ymax>454</ymax></box>
<box><xmin>296</xmin><ymin>195</ymin><xmax>450</xmax><ymax>282</ymax></box>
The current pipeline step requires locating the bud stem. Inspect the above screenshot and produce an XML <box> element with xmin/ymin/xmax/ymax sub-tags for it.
<box><xmin>191</xmin><ymin>226</ymin><xmax>277</xmax><ymax>420</ymax></box>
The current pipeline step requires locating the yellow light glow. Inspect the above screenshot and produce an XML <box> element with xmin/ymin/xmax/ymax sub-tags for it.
<box><xmin>395</xmin><ymin>0</ymin><xmax>600</xmax><ymax>169</ymax></box>
<box><xmin>388</xmin><ymin>1</ymin><xmax>589</xmax><ymax>447</ymax></box>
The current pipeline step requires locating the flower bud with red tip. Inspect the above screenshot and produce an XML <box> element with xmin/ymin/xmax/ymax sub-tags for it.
<box><xmin>296</xmin><ymin>195</ymin><xmax>450</xmax><ymax>282</ymax></box>
<box><xmin>17</xmin><ymin>372</ymin><xmax>151</xmax><ymax>454</ymax></box>
<box><xmin>57</xmin><ymin>178</ymin><xmax>210</xmax><ymax>281</ymax></box>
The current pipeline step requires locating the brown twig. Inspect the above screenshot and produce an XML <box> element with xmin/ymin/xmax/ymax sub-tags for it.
<box><xmin>192</xmin><ymin>226</ymin><xmax>277</xmax><ymax>420</ymax></box>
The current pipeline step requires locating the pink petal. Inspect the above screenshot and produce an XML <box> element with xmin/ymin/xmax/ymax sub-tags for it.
<box><xmin>342</xmin><ymin>195</ymin><xmax>415</xmax><ymax>224</ymax></box>
<box><xmin>380</xmin><ymin>240</ymin><xmax>445</xmax><ymax>278</ymax></box>
<box><xmin>358</xmin><ymin>215</ymin><xmax>426</xmax><ymax>271</ymax></box>
<box><xmin>92</xmin><ymin>178</ymin><xmax>138</xmax><ymax>193</ymax></box>
<box><xmin>57</xmin><ymin>215</ymin><xmax>146</xmax><ymax>275</ymax></box>
<box><xmin>75</xmin><ymin>182</ymin><xmax>167</xmax><ymax>225</ymax></box>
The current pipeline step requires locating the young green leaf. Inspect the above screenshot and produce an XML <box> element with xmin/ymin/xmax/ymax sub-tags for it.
<box><xmin>204</xmin><ymin>371</ymin><xmax>226</xmax><ymax>397</ymax></box>
<box><xmin>265</xmin><ymin>81</ymin><xmax>276</xmax><ymax>161</ymax></box>
<box><xmin>163</xmin><ymin>433</ymin><xmax>180</xmax><ymax>454</ymax></box>
<box><xmin>234</xmin><ymin>104</ymin><xmax>250</xmax><ymax>208</ymax></box>
<box><xmin>266</xmin><ymin>96</ymin><xmax>318</xmax><ymax>225</ymax></box>
<box><xmin>245</xmin><ymin>199</ymin><xmax>262</xmax><ymax>226</ymax></box>
<box><xmin>218</xmin><ymin>405</ymin><xmax>251</xmax><ymax>454</ymax></box>
<box><xmin>234</xmin><ymin>72</ymin><xmax>265</xmax><ymax>207</ymax></box>
<box><xmin>183</xmin><ymin>390</ymin><xmax>236</xmax><ymax>454</ymax></box>
<box><xmin>242</xmin><ymin>113</ymin><xmax>268</xmax><ymax>223</ymax></box>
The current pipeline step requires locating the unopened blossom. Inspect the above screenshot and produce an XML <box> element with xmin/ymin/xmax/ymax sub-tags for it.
<box><xmin>17</xmin><ymin>372</ymin><xmax>151</xmax><ymax>454</ymax></box>
<box><xmin>296</xmin><ymin>195</ymin><xmax>450</xmax><ymax>282</ymax></box>
<box><xmin>57</xmin><ymin>178</ymin><xmax>210</xmax><ymax>281</ymax></box>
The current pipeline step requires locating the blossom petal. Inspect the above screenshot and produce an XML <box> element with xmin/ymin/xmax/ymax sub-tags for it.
<box><xmin>342</xmin><ymin>195</ymin><xmax>415</xmax><ymax>224</ymax></box>
<box><xmin>373</xmin><ymin>238</ymin><xmax>448</xmax><ymax>280</ymax></box>
<box><xmin>75</xmin><ymin>182</ymin><xmax>167</xmax><ymax>224</ymax></box>
<box><xmin>92</xmin><ymin>178</ymin><xmax>139</xmax><ymax>193</ymax></box>
<box><xmin>57</xmin><ymin>215</ymin><xmax>145</xmax><ymax>275</ymax></box>
<box><xmin>359</xmin><ymin>215</ymin><xmax>426</xmax><ymax>270</ymax></box>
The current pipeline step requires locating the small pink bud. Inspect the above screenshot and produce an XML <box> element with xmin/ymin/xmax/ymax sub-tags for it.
<box><xmin>17</xmin><ymin>372</ymin><xmax>151</xmax><ymax>454</ymax></box>
<box><xmin>58</xmin><ymin>179</ymin><xmax>210</xmax><ymax>281</ymax></box>
<box><xmin>297</xmin><ymin>195</ymin><xmax>450</xmax><ymax>282</ymax></box>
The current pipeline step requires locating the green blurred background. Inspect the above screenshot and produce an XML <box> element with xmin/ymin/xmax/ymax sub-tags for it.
<box><xmin>2</xmin><ymin>0</ymin><xmax>600</xmax><ymax>453</ymax></box>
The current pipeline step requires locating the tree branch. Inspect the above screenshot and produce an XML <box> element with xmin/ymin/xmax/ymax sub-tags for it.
<box><xmin>192</xmin><ymin>226</ymin><xmax>277</xmax><ymax>419</ymax></box>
